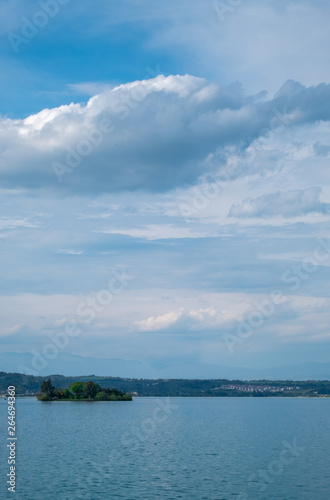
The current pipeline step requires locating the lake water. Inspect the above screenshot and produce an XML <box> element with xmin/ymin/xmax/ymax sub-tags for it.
<box><xmin>1</xmin><ymin>397</ymin><xmax>330</xmax><ymax>499</ymax></box>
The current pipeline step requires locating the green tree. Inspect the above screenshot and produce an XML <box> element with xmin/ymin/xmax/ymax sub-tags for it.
<box><xmin>69</xmin><ymin>382</ymin><xmax>84</xmax><ymax>398</ymax></box>
<box><xmin>54</xmin><ymin>388</ymin><xmax>64</xmax><ymax>399</ymax></box>
<box><xmin>41</xmin><ymin>379</ymin><xmax>55</xmax><ymax>399</ymax></box>
<box><xmin>63</xmin><ymin>389</ymin><xmax>71</xmax><ymax>399</ymax></box>
<box><xmin>95</xmin><ymin>391</ymin><xmax>107</xmax><ymax>401</ymax></box>
<box><xmin>123</xmin><ymin>393</ymin><xmax>133</xmax><ymax>401</ymax></box>
<box><xmin>83</xmin><ymin>381</ymin><xmax>98</xmax><ymax>400</ymax></box>
<box><xmin>37</xmin><ymin>394</ymin><xmax>50</xmax><ymax>401</ymax></box>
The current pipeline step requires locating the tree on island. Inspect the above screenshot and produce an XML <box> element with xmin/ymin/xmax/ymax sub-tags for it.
<box><xmin>40</xmin><ymin>379</ymin><xmax>55</xmax><ymax>400</ymax></box>
<box><xmin>83</xmin><ymin>381</ymin><xmax>101</xmax><ymax>399</ymax></box>
<box><xmin>69</xmin><ymin>382</ymin><xmax>84</xmax><ymax>398</ymax></box>
<box><xmin>37</xmin><ymin>380</ymin><xmax>132</xmax><ymax>401</ymax></box>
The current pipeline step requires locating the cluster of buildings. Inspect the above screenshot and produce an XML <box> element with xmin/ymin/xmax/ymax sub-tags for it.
<box><xmin>218</xmin><ymin>384</ymin><xmax>300</xmax><ymax>393</ymax></box>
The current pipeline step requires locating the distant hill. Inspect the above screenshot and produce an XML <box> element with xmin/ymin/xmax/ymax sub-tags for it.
<box><xmin>1</xmin><ymin>351</ymin><xmax>330</xmax><ymax>380</ymax></box>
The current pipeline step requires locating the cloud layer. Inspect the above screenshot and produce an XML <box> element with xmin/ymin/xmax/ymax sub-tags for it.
<box><xmin>2</xmin><ymin>76</ymin><xmax>330</xmax><ymax>195</ymax></box>
<box><xmin>2</xmin><ymin>0</ymin><xmax>330</xmax><ymax>374</ymax></box>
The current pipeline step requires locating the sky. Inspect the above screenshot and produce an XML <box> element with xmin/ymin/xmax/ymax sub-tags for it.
<box><xmin>1</xmin><ymin>0</ymin><xmax>330</xmax><ymax>377</ymax></box>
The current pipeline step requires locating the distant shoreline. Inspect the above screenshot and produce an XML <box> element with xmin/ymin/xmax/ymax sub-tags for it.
<box><xmin>1</xmin><ymin>372</ymin><xmax>330</xmax><ymax>398</ymax></box>
<box><xmin>38</xmin><ymin>399</ymin><xmax>132</xmax><ymax>402</ymax></box>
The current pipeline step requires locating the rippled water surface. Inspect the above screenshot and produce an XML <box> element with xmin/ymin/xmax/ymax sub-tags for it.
<box><xmin>1</xmin><ymin>397</ymin><xmax>330</xmax><ymax>499</ymax></box>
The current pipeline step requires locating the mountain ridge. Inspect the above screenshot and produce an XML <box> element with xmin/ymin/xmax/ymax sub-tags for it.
<box><xmin>1</xmin><ymin>351</ymin><xmax>330</xmax><ymax>380</ymax></box>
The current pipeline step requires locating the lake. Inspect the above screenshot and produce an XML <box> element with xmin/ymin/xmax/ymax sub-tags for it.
<box><xmin>1</xmin><ymin>397</ymin><xmax>330</xmax><ymax>499</ymax></box>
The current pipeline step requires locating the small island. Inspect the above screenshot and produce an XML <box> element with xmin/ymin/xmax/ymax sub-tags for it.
<box><xmin>37</xmin><ymin>380</ymin><xmax>132</xmax><ymax>401</ymax></box>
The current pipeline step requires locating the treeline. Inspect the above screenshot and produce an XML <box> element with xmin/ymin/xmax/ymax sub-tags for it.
<box><xmin>1</xmin><ymin>371</ymin><xmax>330</xmax><ymax>397</ymax></box>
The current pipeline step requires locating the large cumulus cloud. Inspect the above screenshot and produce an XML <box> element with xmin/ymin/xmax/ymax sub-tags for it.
<box><xmin>1</xmin><ymin>75</ymin><xmax>330</xmax><ymax>194</ymax></box>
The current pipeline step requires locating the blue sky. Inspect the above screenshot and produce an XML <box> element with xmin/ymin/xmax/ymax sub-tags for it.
<box><xmin>1</xmin><ymin>0</ymin><xmax>330</xmax><ymax>377</ymax></box>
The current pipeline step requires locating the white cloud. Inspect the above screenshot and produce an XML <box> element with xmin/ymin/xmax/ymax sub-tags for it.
<box><xmin>136</xmin><ymin>308</ymin><xmax>185</xmax><ymax>331</ymax></box>
<box><xmin>136</xmin><ymin>306</ymin><xmax>238</xmax><ymax>332</ymax></box>
<box><xmin>229</xmin><ymin>187</ymin><xmax>330</xmax><ymax>218</ymax></box>
<box><xmin>0</xmin><ymin>216</ymin><xmax>41</xmax><ymax>230</ymax></box>
<box><xmin>95</xmin><ymin>224</ymin><xmax>214</xmax><ymax>240</ymax></box>
<box><xmin>56</xmin><ymin>249</ymin><xmax>84</xmax><ymax>255</ymax></box>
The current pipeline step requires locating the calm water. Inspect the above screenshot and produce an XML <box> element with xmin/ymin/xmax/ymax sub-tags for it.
<box><xmin>1</xmin><ymin>397</ymin><xmax>330</xmax><ymax>499</ymax></box>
